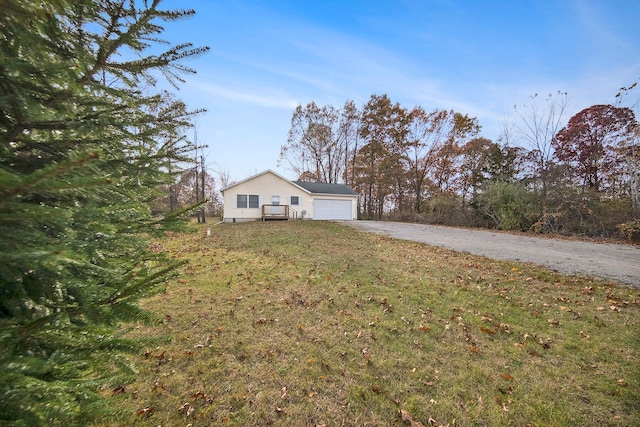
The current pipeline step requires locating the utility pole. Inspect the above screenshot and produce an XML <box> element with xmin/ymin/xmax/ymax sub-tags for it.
<box><xmin>194</xmin><ymin>132</ymin><xmax>201</xmax><ymax>223</ymax></box>
<box><xmin>193</xmin><ymin>128</ymin><xmax>208</xmax><ymax>223</ymax></box>
<box><xmin>200</xmin><ymin>154</ymin><xmax>206</xmax><ymax>223</ymax></box>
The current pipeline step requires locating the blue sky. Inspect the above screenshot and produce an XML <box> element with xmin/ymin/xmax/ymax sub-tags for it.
<box><xmin>160</xmin><ymin>0</ymin><xmax>640</xmax><ymax>182</ymax></box>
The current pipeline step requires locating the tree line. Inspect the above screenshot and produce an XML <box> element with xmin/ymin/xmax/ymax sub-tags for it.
<box><xmin>154</xmin><ymin>163</ymin><xmax>223</xmax><ymax>219</ymax></box>
<box><xmin>280</xmin><ymin>92</ymin><xmax>640</xmax><ymax>239</ymax></box>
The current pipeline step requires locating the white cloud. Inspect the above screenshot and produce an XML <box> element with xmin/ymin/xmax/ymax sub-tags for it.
<box><xmin>190</xmin><ymin>81</ymin><xmax>300</xmax><ymax>110</ymax></box>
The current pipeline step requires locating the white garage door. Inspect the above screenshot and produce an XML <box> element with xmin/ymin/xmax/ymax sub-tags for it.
<box><xmin>313</xmin><ymin>199</ymin><xmax>353</xmax><ymax>220</ymax></box>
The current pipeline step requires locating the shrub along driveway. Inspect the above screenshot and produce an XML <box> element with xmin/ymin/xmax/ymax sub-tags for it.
<box><xmin>344</xmin><ymin>221</ymin><xmax>640</xmax><ymax>287</ymax></box>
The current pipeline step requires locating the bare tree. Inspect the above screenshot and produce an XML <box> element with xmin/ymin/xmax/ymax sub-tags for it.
<box><xmin>216</xmin><ymin>167</ymin><xmax>231</xmax><ymax>189</ymax></box>
<box><xmin>280</xmin><ymin>100</ymin><xmax>360</xmax><ymax>183</ymax></box>
<box><xmin>514</xmin><ymin>92</ymin><xmax>569</xmax><ymax>230</ymax></box>
<box><xmin>340</xmin><ymin>100</ymin><xmax>362</xmax><ymax>188</ymax></box>
<box><xmin>615</xmin><ymin>81</ymin><xmax>640</xmax><ymax>215</ymax></box>
<box><xmin>404</xmin><ymin>108</ymin><xmax>445</xmax><ymax>213</ymax></box>
<box><xmin>625</xmin><ymin>125</ymin><xmax>640</xmax><ymax>215</ymax></box>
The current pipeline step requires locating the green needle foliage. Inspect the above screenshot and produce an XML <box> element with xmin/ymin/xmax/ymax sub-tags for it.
<box><xmin>0</xmin><ymin>0</ymin><xmax>209</xmax><ymax>424</ymax></box>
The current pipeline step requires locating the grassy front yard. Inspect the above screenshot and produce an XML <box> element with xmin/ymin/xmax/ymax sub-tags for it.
<box><xmin>100</xmin><ymin>221</ymin><xmax>639</xmax><ymax>426</ymax></box>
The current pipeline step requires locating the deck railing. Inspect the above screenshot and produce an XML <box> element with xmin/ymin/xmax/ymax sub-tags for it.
<box><xmin>261</xmin><ymin>204</ymin><xmax>297</xmax><ymax>220</ymax></box>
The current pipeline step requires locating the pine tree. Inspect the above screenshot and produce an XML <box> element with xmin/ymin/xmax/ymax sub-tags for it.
<box><xmin>0</xmin><ymin>0</ymin><xmax>209</xmax><ymax>424</ymax></box>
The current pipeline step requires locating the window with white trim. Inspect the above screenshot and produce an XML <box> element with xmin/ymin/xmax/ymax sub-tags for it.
<box><xmin>290</xmin><ymin>196</ymin><xmax>299</xmax><ymax>206</ymax></box>
<box><xmin>237</xmin><ymin>194</ymin><xmax>259</xmax><ymax>208</ymax></box>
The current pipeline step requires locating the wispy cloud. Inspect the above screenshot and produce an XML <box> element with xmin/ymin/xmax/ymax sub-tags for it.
<box><xmin>191</xmin><ymin>81</ymin><xmax>300</xmax><ymax>110</ymax></box>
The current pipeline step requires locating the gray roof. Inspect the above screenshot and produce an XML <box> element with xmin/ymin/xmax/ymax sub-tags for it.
<box><xmin>292</xmin><ymin>181</ymin><xmax>358</xmax><ymax>196</ymax></box>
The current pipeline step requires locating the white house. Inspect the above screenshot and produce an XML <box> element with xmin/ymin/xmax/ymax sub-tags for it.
<box><xmin>220</xmin><ymin>170</ymin><xmax>358</xmax><ymax>222</ymax></box>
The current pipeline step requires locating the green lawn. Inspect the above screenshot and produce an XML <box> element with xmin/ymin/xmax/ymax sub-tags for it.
<box><xmin>99</xmin><ymin>220</ymin><xmax>639</xmax><ymax>426</ymax></box>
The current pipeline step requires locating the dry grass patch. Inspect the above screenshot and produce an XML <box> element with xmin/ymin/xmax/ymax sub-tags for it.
<box><xmin>97</xmin><ymin>221</ymin><xmax>639</xmax><ymax>426</ymax></box>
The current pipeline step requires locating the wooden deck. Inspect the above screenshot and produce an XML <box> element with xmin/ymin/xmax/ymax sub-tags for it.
<box><xmin>261</xmin><ymin>204</ymin><xmax>297</xmax><ymax>220</ymax></box>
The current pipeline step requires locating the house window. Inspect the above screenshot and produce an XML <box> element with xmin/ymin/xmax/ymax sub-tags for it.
<box><xmin>237</xmin><ymin>194</ymin><xmax>259</xmax><ymax>208</ymax></box>
<box><xmin>290</xmin><ymin>196</ymin><xmax>299</xmax><ymax>206</ymax></box>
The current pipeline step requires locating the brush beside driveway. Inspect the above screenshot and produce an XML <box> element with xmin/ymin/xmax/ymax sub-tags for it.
<box><xmin>343</xmin><ymin>221</ymin><xmax>640</xmax><ymax>287</ymax></box>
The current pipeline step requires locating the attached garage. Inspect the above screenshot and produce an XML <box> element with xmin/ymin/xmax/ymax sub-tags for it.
<box><xmin>313</xmin><ymin>199</ymin><xmax>353</xmax><ymax>220</ymax></box>
<box><xmin>293</xmin><ymin>180</ymin><xmax>358</xmax><ymax>220</ymax></box>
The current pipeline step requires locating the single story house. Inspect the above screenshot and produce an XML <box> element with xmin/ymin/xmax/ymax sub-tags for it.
<box><xmin>220</xmin><ymin>170</ymin><xmax>358</xmax><ymax>222</ymax></box>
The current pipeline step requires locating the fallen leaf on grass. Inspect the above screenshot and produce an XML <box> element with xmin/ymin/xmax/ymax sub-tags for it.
<box><xmin>494</xmin><ymin>396</ymin><xmax>511</xmax><ymax>412</ymax></box>
<box><xmin>136</xmin><ymin>407</ymin><xmax>154</xmax><ymax>418</ymax></box>
<box><xmin>499</xmin><ymin>386</ymin><xmax>514</xmax><ymax>395</ymax></box>
<box><xmin>498</xmin><ymin>323</ymin><xmax>512</xmax><ymax>333</ymax></box>
<box><xmin>362</xmin><ymin>348</ymin><xmax>371</xmax><ymax>365</ymax></box>
<box><xmin>480</xmin><ymin>327</ymin><xmax>496</xmax><ymax>335</ymax></box>
<box><xmin>400</xmin><ymin>409</ymin><xmax>425</xmax><ymax>427</ymax></box>
<box><xmin>178</xmin><ymin>402</ymin><xmax>194</xmax><ymax>416</ymax></box>
<box><xmin>192</xmin><ymin>391</ymin><xmax>207</xmax><ymax>400</ymax></box>
<box><xmin>539</xmin><ymin>339</ymin><xmax>552</xmax><ymax>349</ymax></box>
<box><xmin>500</xmin><ymin>373</ymin><xmax>514</xmax><ymax>381</ymax></box>
<box><xmin>111</xmin><ymin>385</ymin><xmax>126</xmax><ymax>395</ymax></box>
<box><xmin>371</xmin><ymin>385</ymin><xmax>383</xmax><ymax>394</ymax></box>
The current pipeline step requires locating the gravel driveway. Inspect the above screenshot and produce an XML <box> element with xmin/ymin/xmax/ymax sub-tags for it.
<box><xmin>343</xmin><ymin>221</ymin><xmax>640</xmax><ymax>287</ymax></box>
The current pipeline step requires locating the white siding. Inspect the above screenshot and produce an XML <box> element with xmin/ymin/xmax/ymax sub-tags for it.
<box><xmin>222</xmin><ymin>171</ymin><xmax>312</xmax><ymax>221</ymax></box>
